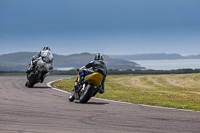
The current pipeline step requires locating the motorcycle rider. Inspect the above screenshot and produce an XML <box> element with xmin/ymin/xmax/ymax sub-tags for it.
<box><xmin>75</xmin><ymin>53</ymin><xmax>107</xmax><ymax>94</ymax></box>
<box><xmin>26</xmin><ymin>47</ymin><xmax>54</xmax><ymax>83</ymax></box>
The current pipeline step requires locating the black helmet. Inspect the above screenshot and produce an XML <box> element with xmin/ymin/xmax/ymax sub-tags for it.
<box><xmin>43</xmin><ymin>47</ymin><xmax>51</xmax><ymax>51</ymax></box>
<box><xmin>94</xmin><ymin>53</ymin><xmax>104</xmax><ymax>61</ymax></box>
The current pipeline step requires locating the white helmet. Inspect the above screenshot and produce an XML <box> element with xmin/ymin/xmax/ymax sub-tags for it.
<box><xmin>43</xmin><ymin>47</ymin><xmax>51</xmax><ymax>51</ymax></box>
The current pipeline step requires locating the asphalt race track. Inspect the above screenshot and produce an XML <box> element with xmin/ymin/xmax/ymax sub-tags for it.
<box><xmin>0</xmin><ymin>76</ymin><xmax>200</xmax><ymax>133</ymax></box>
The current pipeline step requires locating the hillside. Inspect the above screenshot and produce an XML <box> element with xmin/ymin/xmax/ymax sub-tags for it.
<box><xmin>0</xmin><ymin>52</ymin><xmax>144</xmax><ymax>71</ymax></box>
<box><xmin>110</xmin><ymin>53</ymin><xmax>200</xmax><ymax>60</ymax></box>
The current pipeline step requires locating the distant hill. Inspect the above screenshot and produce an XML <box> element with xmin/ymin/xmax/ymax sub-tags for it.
<box><xmin>0</xmin><ymin>52</ymin><xmax>36</xmax><ymax>71</ymax></box>
<box><xmin>0</xmin><ymin>52</ymin><xmax>144</xmax><ymax>71</ymax></box>
<box><xmin>110</xmin><ymin>53</ymin><xmax>200</xmax><ymax>60</ymax></box>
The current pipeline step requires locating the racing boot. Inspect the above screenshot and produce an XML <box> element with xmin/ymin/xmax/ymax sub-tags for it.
<box><xmin>40</xmin><ymin>72</ymin><xmax>48</xmax><ymax>83</ymax></box>
<box><xmin>99</xmin><ymin>88</ymin><xmax>104</xmax><ymax>94</ymax></box>
<box><xmin>40</xmin><ymin>76</ymin><xmax>45</xmax><ymax>83</ymax></box>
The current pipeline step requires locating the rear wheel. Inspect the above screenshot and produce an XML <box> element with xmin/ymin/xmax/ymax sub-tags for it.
<box><xmin>79</xmin><ymin>84</ymin><xmax>94</xmax><ymax>103</ymax></box>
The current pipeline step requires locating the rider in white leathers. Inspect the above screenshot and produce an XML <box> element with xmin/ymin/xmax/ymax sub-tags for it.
<box><xmin>26</xmin><ymin>47</ymin><xmax>54</xmax><ymax>83</ymax></box>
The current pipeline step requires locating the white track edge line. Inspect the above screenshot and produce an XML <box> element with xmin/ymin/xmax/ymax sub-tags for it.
<box><xmin>47</xmin><ymin>79</ymin><xmax>200</xmax><ymax>113</ymax></box>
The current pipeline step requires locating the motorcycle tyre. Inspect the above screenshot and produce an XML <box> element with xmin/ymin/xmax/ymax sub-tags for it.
<box><xmin>68</xmin><ymin>88</ymin><xmax>75</xmax><ymax>102</ymax></box>
<box><xmin>27</xmin><ymin>71</ymin><xmax>40</xmax><ymax>88</ymax></box>
<box><xmin>79</xmin><ymin>84</ymin><xmax>94</xmax><ymax>103</ymax></box>
<box><xmin>92</xmin><ymin>86</ymin><xmax>101</xmax><ymax>97</ymax></box>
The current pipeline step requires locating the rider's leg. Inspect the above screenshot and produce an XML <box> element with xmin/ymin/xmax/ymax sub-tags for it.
<box><xmin>79</xmin><ymin>69</ymin><xmax>85</xmax><ymax>84</ymax></box>
<box><xmin>99</xmin><ymin>76</ymin><xmax>106</xmax><ymax>94</ymax></box>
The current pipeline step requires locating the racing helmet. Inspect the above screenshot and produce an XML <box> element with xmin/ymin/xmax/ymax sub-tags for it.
<box><xmin>43</xmin><ymin>47</ymin><xmax>51</xmax><ymax>51</ymax></box>
<box><xmin>94</xmin><ymin>53</ymin><xmax>104</xmax><ymax>61</ymax></box>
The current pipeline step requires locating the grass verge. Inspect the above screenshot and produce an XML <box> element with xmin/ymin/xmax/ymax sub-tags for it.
<box><xmin>52</xmin><ymin>73</ymin><xmax>200</xmax><ymax>111</ymax></box>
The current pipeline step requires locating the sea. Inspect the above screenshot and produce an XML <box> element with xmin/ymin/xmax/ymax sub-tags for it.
<box><xmin>54</xmin><ymin>67</ymin><xmax>74</xmax><ymax>71</ymax></box>
<box><xmin>54</xmin><ymin>59</ymin><xmax>200</xmax><ymax>71</ymax></box>
<box><xmin>132</xmin><ymin>59</ymin><xmax>200</xmax><ymax>70</ymax></box>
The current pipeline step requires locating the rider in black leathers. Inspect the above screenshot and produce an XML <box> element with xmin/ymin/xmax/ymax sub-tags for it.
<box><xmin>76</xmin><ymin>53</ymin><xmax>107</xmax><ymax>94</ymax></box>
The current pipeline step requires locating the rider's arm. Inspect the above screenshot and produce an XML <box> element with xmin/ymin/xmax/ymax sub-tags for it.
<box><xmin>79</xmin><ymin>66</ymin><xmax>86</xmax><ymax>71</ymax></box>
<box><xmin>32</xmin><ymin>51</ymin><xmax>41</xmax><ymax>61</ymax></box>
<box><xmin>85</xmin><ymin>61</ymin><xmax>94</xmax><ymax>69</ymax></box>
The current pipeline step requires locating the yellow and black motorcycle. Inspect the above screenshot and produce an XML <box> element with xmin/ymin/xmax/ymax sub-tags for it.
<box><xmin>69</xmin><ymin>69</ymin><xmax>104</xmax><ymax>103</ymax></box>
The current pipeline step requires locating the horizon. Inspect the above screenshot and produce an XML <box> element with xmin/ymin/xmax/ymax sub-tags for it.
<box><xmin>0</xmin><ymin>51</ymin><xmax>199</xmax><ymax>57</ymax></box>
<box><xmin>0</xmin><ymin>0</ymin><xmax>200</xmax><ymax>55</ymax></box>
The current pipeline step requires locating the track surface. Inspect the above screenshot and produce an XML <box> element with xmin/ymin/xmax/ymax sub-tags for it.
<box><xmin>0</xmin><ymin>76</ymin><xmax>200</xmax><ymax>133</ymax></box>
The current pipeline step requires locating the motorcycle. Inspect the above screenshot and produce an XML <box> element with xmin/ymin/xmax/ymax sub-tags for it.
<box><xmin>69</xmin><ymin>69</ymin><xmax>104</xmax><ymax>103</ymax></box>
<box><xmin>25</xmin><ymin>51</ymin><xmax>53</xmax><ymax>88</ymax></box>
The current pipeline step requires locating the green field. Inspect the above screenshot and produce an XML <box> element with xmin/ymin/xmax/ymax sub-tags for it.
<box><xmin>53</xmin><ymin>73</ymin><xmax>200</xmax><ymax>111</ymax></box>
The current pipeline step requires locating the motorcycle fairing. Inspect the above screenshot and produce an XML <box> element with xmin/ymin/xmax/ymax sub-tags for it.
<box><xmin>85</xmin><ymin>72</ymin><xmax>103</xmax><ymax>86</ymax></box>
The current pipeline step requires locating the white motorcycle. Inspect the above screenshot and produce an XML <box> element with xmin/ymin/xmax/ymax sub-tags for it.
<box><xmin>25</xmin><ymin>50</ymin><xmax>53</xmax><ymax>88</ymax></box>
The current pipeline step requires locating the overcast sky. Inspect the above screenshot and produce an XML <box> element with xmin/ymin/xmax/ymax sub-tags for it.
<box><xmin>0</xmin><ymin>0</ymin><xmax>200</xmax><ymax>55</ymax></box>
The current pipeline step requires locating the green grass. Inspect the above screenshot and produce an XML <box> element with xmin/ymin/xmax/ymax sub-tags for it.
<box><xmin>52</xmin><ymin>73</ymin><xmax>200</xmax><ymax>111</ymax></box>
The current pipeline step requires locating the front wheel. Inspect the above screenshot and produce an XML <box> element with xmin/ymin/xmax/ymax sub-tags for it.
<box><xmin>26</xmin><ymin>71</ymin><xmax>40</xmax><ymax>88</ymax></box>
<box><xmin>68</xmin><ymin>88</ymin><xmax>75</xmax><ymax>102</ymax></box>
<box><xmin>79</xmin><ymin>84</ymin><xmax>94</xmax><ymax>103</ymax></box>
